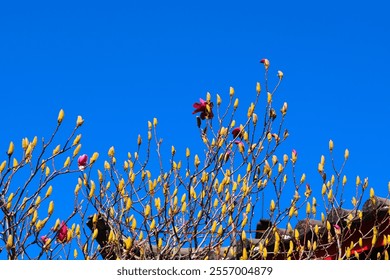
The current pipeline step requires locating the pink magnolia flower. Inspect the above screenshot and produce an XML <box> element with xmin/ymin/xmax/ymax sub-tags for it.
<box><xmin>192</xmin><ymin>98</ymin><xmax>214</xmax><ymax>120</ymax></box>
<box><xmin>57</xmin><ymin>222</ymin><xmax>68</xmax><ymax>243</ymax></box>
<box><xmin>78</xmin><ymin>154</ymin><xmax>88</xmax><ymax>171</ymax></box>
<box><xmin>40</xmin><ymin>235</ymin><xmax>49</xmax><ymax>244</ymax></box>
<box><xmin>291</xmin><ymin>149</ymin><xmax>298</xmax><ymax>158</ymax></box>
<box><xmin>334</xmin><ymin>224</ymin><xmax>341</xmax><ymax>235</ymax></box>
<box><xmin>234</xmin><ymin>140</ymin><xmax>245</xmax><ymax>152</ymax></box>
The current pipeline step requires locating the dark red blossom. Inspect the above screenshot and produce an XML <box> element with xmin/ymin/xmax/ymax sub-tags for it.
<box><xmin>192</xmin><ymin>98</ymin><xmax>214</xmax><ymax>120</ymax></box>
<box><xmin>57</xmin><ymin>222</ymin><xmax>68</xmax><ymax>243</ymax></box>
<box><xmin>232</xmin><ymin>127</ymin><xmax>243</xmax><ymax>139</ymax></box>
<box><xmin>78</xmin><ymin>154</ymin><xmax>88</xmax><ymax>171</ymax></box>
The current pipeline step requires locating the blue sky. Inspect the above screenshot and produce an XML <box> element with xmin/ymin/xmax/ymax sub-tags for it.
<box><xmin>1</xmin><ymin>0</ymin><xmax>390</xmax><ymax>254</ymax></box>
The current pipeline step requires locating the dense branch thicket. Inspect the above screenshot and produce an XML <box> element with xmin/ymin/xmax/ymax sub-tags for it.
<box><xmin>1</xmin><ymin>59</ymin><xmax>389</xmax><ymax>260</ymax></box>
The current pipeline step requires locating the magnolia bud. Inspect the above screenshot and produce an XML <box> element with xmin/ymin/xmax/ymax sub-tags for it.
<box><xmin>329</xmin><ymin>139</ymin><xmax>334</xmax><ymax>151</ymax></box>
<box><xmin>216</xmin><ymin>94</ymin><xmax>222</xmax><ymax>106</ymax></box>
<box><xmin>229</xmin><ymin>86</ymin><xmax>235</xmax><ymax>97</ymax></box>
<box><xmin>256</xmin><ymin>82</ymin><xmax>261</xmax><ymax>93</ymax></box>
<box><xmin>76</xmin><ymin>115</ymin><xmax>84</xmax><ymax>127</ymax></box>
<box><xmin>7</xmin><ymin>141</ymin><xmax>14</xmax><ymax>156</ymax></box>
<box><xmin>57</xmin><ymin>109</ymin><xmax>64</xmax><ymax>124</ymax></box>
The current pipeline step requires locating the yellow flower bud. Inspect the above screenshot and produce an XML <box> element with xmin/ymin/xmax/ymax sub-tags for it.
<box><xmin>144</xmin><ymin>204</ymin><xmax>151</xmax><ymax>217</ymax></box>
<box><xmin>329</xmin><ymin>139</ymin><xmax>334</xmax><ymax>151</ymax></box>
<box><xmin>247</xmin><ymin>103</ymin><xmax>255</xmax><ymax>118</ymax></box>
<box><xmin>45</xmin><ymin>186</ymin><xmax>53</xmax><ymax>197</ymax></box>
<box><xmin>342</xmin><ymin>175</ymin><xmax>347</xmax><ymax>186</ymax></box>
<box><xmin>267</xmin><ymin>92</ymin><xmax>272</xmax><ymax>103</ymax></box>
<box><xmin>318</xmin><ymin>163</ymin><xmax>324</xmax><ymax>173</ymax></box>
<box><xmin>52</xmin><ymin>144</ymin><xmax>60</xmax><ymax>156</ymax></box>
<box><xmin>57</xmin><ymin>109</ymin><xmax>64</xmax><ymax>124</ymax></box>
<box><xmin>88</xmin><ymin>180</ymin><xmax>95</xmax><ymax>199</ymax></box>
<box><xmin>327</xmin><ymin>189</ymin><xmax>333</xmax><ymax>201</ymax></box>
<box><xmin>211</xmin><ymin>221</ymin><xmax>217</xmax><ymax>234</ymax></box>
<box><xmin>281</xmin><ymin>102</ymin><xmax>288</xmax><ymax>116</ymax></box>
<box><xmin>306</xmin><ymin>202</ymin><xmax>311</xmax><ymax>215</ymax></box>
<box><xmin>229</xmin><ymin>86</ymin><xmax>235</xmax><ymax>97</ymax></box>
<box><xmin>63</xmin><ymin>156</ymin><xmax>70</xmax><ymax>168</ymax></box>
<box><xmin>73</xmin><ymin>144</ymin><xmax>82</xmax><ymax>157</ymax></box>
<box><xmin>13</xmin><ymin>158</ymin><xmax>18</xmax><ymax>169</ymax></box>
<box><xmin>242</xmin><ymin>230</ymin><xmax>247</xmax><ymax>241</ymax></box>
<box><xmin>22</xmin><ymin>137</ymin><xmax>29</xmax><ymax>150</ymax></box>
<box><xmin>344</xmin><ymin>149</ymin><xmax>349</xmax><ymax>160</ymax></box>
<box><xmin>76</xmin><ymin>115</ymin><xmax>84</xmax><ymax>127</ymax></box>
<box><xmin>263</xmin><ymin>247</ymin><xmax>268</xmax><ymax>259</ymax></box>
<box><xmin>171</xmin><ymin>145</ymin><xmax>176</xmax><ymax>156</ymax></box>
<box><xmin>6</xmin><ymin>234</ymin><xmax>13</xmax><ymax>251</ymax></box>
<box><xmin>131</xmin><ymin>218</ymin><xmax>137</xmax><ymax>231</ymax></box>
<box><xmin>356</xmin><ymin>176</ymin><xmax>361</xmax><ymax>186</ymax></box>
<box><xmin>108</xmin><ymin>146</ymin><xmax>115</xmax><ymax>157</ymax></box>
<box><xmin>0</xmin><ymin>160</ymin><xmax>6</xmax><ymax>173</ymax></box>
<box><xmin>150</xmin><ymin>219</ymin><xmax>156</xmax><ymax>230</ymax></box>
<box><xmin>48</xmin><ymin>201</ymin><xmax>54</xmax><ymax>215</ymax></box>
<box><xmin>270</xmin><ymin>200</ymin><xmax>276</xmax><ymax>212</ymax></box>
<box><xmin>92</xmin><ymin>228</ymin><xmax>98</xmax><ymax>240</ymax></box>
<box><xmin>300</xmin><ymin>173</ymin><xmax>306</xmax><ymax>184</ymax></box>
<box><xmin>217</xmin><ymin>94</ymin><xmax>222</xmax><ymax>106</ymax></box>
<box><xmin>242</xmin><ymin>248</ymin><xmax>248</xmax><ymax>260</ymax></box>
<box><xmin>256</xmin><ymin>82</ymin><xmax>261</xmax><ymax>93</ymax></box>
<box><xmin>217</xmin><ymin>225</ymin><xmax>223</xmax><ymax>236</ymax></box>
<box><xmin>233</xmin><ymin>98</ymin><xmax>239</xmax><ymax>110</ymax></box>
<box><xmin>7</xmin><ymin>141</ymin><xmax>14</xmax><ymax>156</ymax></box>
<box><xmin>289</xmin><ymin>206</ymin><xmax>295</xmax><ymax>218</ymax></box>
<box><xmin>153</xmin><ymin>117</ymin><xmax>158</xmax><ymax>127</ymax></box>
<box><xmin>278</xmin><ymin>163</ymin><xmax>284</xmax><ymax>174</ymax></box>
<box><xmin>181</xmin><ymin>201</ymin><xmax>187</xmax><ymax>213</ymax></box>
<box><xmin>363</xmin><ymin>177</ymin><xmax>368</xmax><ymax>190</ymax></box>
<box><xmin>125</xmin><ymin>197</ymin><xmax>132</xmax><ymax>211</ymax></box>
<box><xmin>31</xmin><ymin>136</ymin><xmax>37</xmax><ymax>148</ymax></box>
<box><xmin>194</xmin><ymin>154</ymin><xmax>200</xmax><ymax>168</ymax></box>
<box><xmin>277</xmin><ymin>70</ymin><xmax>284</xmax><ymax>79</ymax></box>
<box><xmin>89</xmin><ymin>152</ymin><xmax>99</xmax><ymax>164</ymax></box>
<box><xmin>241</xmin><ymin>215</ymin><xmax>248</xmax><ymax>227</ymax></box>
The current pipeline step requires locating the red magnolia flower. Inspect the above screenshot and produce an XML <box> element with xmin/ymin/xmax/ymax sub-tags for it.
<box><xmin>57</xmin><ymin>222</ymin><xmax>68</xmax><ymax>243</ymax></box>
<box><xmin>78</xmin><ymin>154</ymin><xmax>88</xmax><ymax>171</ymax></box>
<box><xmin>232</xmin><ymin>127</ymin><xmax>243</xmax><ymax>139</ymax></box>
<box><xmin>260</xmin><ymin>58</ymin><xmax>270</xmax><ymax>69</ymax></box>
<box><xmin>192</xmin><ymin>98</ymin><xmax>214</xmax><ymax>120</ymax></box>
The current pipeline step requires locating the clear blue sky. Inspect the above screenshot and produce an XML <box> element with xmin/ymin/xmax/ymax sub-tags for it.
<box><xmin>1</xmin><ymin>0</ymin><xmax>390</xmax><ymax>251</ymax></box>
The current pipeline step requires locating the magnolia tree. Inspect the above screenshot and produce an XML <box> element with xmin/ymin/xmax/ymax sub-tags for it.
<box><xmin>1</xmin><ymin>59</ymin><xmax>389</xmax><ymax>260</ymax></box>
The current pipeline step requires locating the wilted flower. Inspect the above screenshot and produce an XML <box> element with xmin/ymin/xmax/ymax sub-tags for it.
<box><xmin>78</xmin><ymin>154</ymin><xmax>88</xmax><ymax>171</ymax></box>
<box><xmin>57</xmin><ymin>222</ymin><xmax>68</xmax><ymax>243</ymax></box>
<box><xmin>192</xmin><ymin>98</ymin><xmax>214</xmax><ymax>120</ymax></box>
